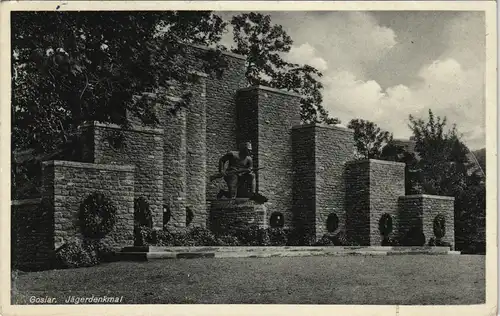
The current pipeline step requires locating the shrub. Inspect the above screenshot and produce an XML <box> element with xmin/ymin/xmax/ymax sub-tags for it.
<box><xmin>381</xmin><ymin>236</ymin><xmax>399</xmax><ymax>246</ymax></box>
<box><xmin>216</xmin><ymin>235</ymin><xmax>241</xmax><ymax>246</ymax></box>
<box><xmin>79</xmin><ymin>192</ymin><xmax>117</xmax><ymax>239</ymax></box>
<box><xmin>186</xmin><ymin>227</ymin><xmax>219</xmax><ymax>246</ymax></box>
<box><xmin>314</xmin><ymin>231</ymin><xmax>360</xmax><ymax>246</ymax></box>
<box><xmin>135</xmin><ymin>226</ymin><xmax>155</xmax><ymax>246</ymax></box>
<box><xmin>83</xmin><ymin>239</ymin><xmax>116</xmax><ymax>262</ymax></box>
<box><xmin>428</xmin><ymin>237</ymin><xmax>452</xmax><ymax>250</ymax></box>
<box><xmin>154</xmin><ymin>230</ymin><xmax>175</xmax><ymax>246</ymax></box>
<box><xmin>286</xmin><ymin>227</ymin><xmax>315</xmax><ymax>246</ymax></box>
<box><xmin>235</xmin><ymin>226</ymin><xmax>270</xmax><ymax>246</ymax></box>
<box><xmin>266</xmin><ymin>227</ymin><xmax>288</xmax><ymax>246</ymax></box>
<box><xmin>55</xmin><ymin>240</ymin><xmax>98</xmax><ymax>269</ymax></box>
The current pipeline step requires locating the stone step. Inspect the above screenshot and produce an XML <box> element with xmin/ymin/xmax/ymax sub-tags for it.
<box><xmin>121</xmin><ymin>246</ymin><xmax>455</xmax><ymax>253</ymax></box>
<box><xmin>115</xmin><ymin>246</ymin><xmax>460</xmax><ymax>262</ymax></box>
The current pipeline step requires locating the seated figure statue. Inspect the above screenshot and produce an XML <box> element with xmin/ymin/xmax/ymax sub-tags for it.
<box><xmin>217</xmin><ymin>142</ymin><xmax>255</xmax><ymax>199</ymax></box>
<box><xmin>212</xmin><ymin>142</ymin><xmax>267</xmax><ymax>203</ymax></box>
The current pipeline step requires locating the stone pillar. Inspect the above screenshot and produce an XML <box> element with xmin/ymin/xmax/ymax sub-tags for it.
<box><xmin>236</xmin><ymin>86</ymin><xmax>301</xmax><ymax>228</ymax></box>
<box><xmin>79</xmin><ymin>122</ymin><xmax>164</xmax><ymax>231</ymax></box>
<box><xmin>185</xmin><ymin>73</ymin><xmax>208</xmax><ymax>227</ymax></box>
<box><xmin>160</xmin><ymin>97</ymin><xmax>187</xmax><ymax>231</ymax></box>
<box><xmin>314</xmin><ymin>125</ymin><xmax>355</xmax><ymax>239</ymax></box>
<box><xmin>291</xmin><ymin>126</ymin><xmax>316</xmax><ymax>237</ymax></box>
<box><xmin>345</xmin><ymin>159</ymin><xmax>405</xmax><ymax>246</ymax></box>
<box><xmin>291</xmin><ymin>124</ymin><xmax>356</xmax><ymax>239</ymax></box>
<box><xmin>42</xmin><ymin>161</ymin><xmax>135</xmax><ymax>249</ymax></box>
<box><xmin>398</xmin><ymin>194</ymin><xmax>455</xmax><ymax>249</ymax></box>
<box><xmin>205</xmin><ymin>50</ymin><xmax>247</xmax><ymax>201</ymax></box>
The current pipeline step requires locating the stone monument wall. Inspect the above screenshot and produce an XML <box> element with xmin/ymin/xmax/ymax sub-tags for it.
<box><xmin>344</xmin><ymin>160</ymin><xmax>371</xmax><ymax>245</ymax></box>
<box><xmin>80</xmin><ymin>122</ymin><xmax>164</xmax><ymax>230</ymax></box>
<box><xmin>185</xmin><ymin>75</ymin><xmax>208</xmax><ymax>228</ymax></box>
<box><xmin>345</xmin><ymin>159</ymin><xmax>405</xmax><ymax>245</ymax></box>
<box><xmin>11</xmin><ymin>198</ymin><xmax>52</xmax><ymax>270</ymax></box>
<box><xmin>314</xmin><ymin>125</ymin><xmax>356</xmax><ymax>238</ymax></box>
<box><xmin>291</xmin><ymin>126</ymin><xmax>316</xmax><ymax>234</ymax></box>
<box><xmin>236</xmin><ymin>86</ymin><xmax>301</xmax><ymax>228</ymax></box>
<box><xmin>205</xmin><ymin>50</ymin><xmax>248</xmax><ymax>201</ymax></box>
<box><xmin>368</xmin><ymin>160</ymin><xmax>406</xmax><ymax>245</ymax></box>
<box><xmin>399</xmin><ymin>195</ymin><xmax>455</xmax><ymax>249</ymax></box>
<box><xmin>41</xmin><ymin>161</ymin><xmax>135</xmax><ymax>249</ymax></box>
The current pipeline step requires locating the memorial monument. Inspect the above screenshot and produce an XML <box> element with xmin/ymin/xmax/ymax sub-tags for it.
<box><xmin>11</xmin><ymin>43</ymin><xmax>456</xmax><ymax>269</ymax></box>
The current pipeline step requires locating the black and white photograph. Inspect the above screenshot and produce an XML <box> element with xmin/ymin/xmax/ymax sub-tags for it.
<box><xmin>2</xmin><ymin>1</ymin><xmax>497</xmax><ymax>315</ymax></box>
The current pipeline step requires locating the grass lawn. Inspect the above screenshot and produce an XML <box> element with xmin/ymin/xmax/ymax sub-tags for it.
<box><xmin>11</xmin><ymin>255</ymin><xmax>485</xmax><ymax>305</ymax></box>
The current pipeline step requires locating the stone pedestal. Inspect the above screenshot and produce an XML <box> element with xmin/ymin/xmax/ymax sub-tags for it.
<box><xmin>209</xmin><ymin>199</ymin><xmax>267</xmax><ymax>234</ymax></box>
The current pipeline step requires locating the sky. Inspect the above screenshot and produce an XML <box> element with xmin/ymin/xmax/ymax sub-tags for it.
<box><xmin>218</xmin><ymin>11</ymin><xmax>486</xmax><ymax>150</ymax></box>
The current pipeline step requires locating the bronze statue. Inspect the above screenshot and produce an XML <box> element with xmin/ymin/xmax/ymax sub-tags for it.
<box><xmin>212</xmin><ymin>142</ymin><xmax>267</xmax><ymax>203</ymax></box>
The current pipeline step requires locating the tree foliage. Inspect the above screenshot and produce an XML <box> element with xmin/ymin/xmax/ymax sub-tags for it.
<box><xmin>347</xmin><ymin>119</ymin><xmax>393</xmax><ymax>159</ymax></box>
<box><xmin>12</xmin><ymin>11</ymin><xmax>227</xmax><ymax>155</ymax></box>
<box><xmin>230</xmin><ymin>12</ymin><xmax>339</xmax><ymax>125</ymax></box>
<box><xmin>408</xmin><ymin>110</ymin><xmax>478</xmax><ymax>196</ymax></box>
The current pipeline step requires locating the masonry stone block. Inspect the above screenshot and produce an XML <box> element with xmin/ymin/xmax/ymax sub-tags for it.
<box><xmin>291</xmin><ymin>124</ymin><xmax>356</xmax><ymax>239</ymax></box>
<box><xmin>79</xmin><ymin>122</ymin><xmax>164</xmax><ymax>230</ymax></box>
<box><xmin>398</xmin><ymin>194</ymin><xmax>455</xmax><ymax>249</ymax></box>
<box><xmin>42</xmin><ymin>161</ymin><xmax>135</xmax><ymax>249</ymax></box>
<box><xmin>209</xmin><ymin>199</ymin><xmax>267</xmax><ymax>234</ymax></box>
<box><xmin>236</xmin><ymin>86</ymin><xmax>302</xmax><ymax>229</ymax></box>
<box><xmin>345</xmin><ymin>159</ymin><xmax>405</xmax><ymax>245</ymax></box>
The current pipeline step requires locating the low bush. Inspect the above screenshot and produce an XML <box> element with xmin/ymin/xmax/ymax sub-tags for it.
<box><xmin>183</xmin><ymin>227</ymin><xmax>218</xmax><ymax>246</ymax></box>
<box><xmin>216</xmin><ymin>235</ymin><xmax>241</xmax><ymax>246</ymax></box>
<box><xmin>135</xmin><ymin>226</ymin><xmax>155</xmax><ymax>246</ymax></box>
<box><xmin>286</xmin><ymin>227</ymin><xmax>316</xmax><ymax>246</ymax></box>
<box><xmin>55</xmin><ymin>240</ymin><xmax>98</xmax><ymax>269</ymax></box>
<box><xmin>154</xmin><ymin>230</ymin><xmax>175</xmax><ymax>246</ymax></box>
<box><xmin>84</xmin><ymin>239</ymin><xmax>116</xmax><ymax>262</ymax></box>
<box><xmin>233</xmin><ymin>226</ymin><xmax>270</xmax><ymax>246</ymax></box>
<box><xmin>428</xmin><ymin>237</ymin><xmax>452</xmax><ymax>249</ymax></box>
<box><xmin>314</xmin><ymin>231</ymin><xmax>359</xmax><ymax>246</ymax></box>
<box><xmin>266</xmin><ymin>227</ymin><xmax>288</xmax><ymax>246</ymax></box>
<box><xmin>381</xmin><ymin>236</ymin><xmax>400</xmax><ymax>246</ymax></box>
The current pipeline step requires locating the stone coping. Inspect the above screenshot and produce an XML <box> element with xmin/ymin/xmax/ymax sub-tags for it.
<box><xmin>42</xmin><ymin>160</ymin><xmax>135</xmax><ymax>172</ymax></box>
<box><xmin>345</xmin><ymin>159</ymin><xmax>406</xmax><ymax>166</ymax></box>
<box><xmin>185</xmin><ymin>42</ymin><xmax>246</xmax><ymax>60</ymax></box>
<box><xmin>237</xmin><ymin>85</ymin><xmax>303</xmax><ymax>98</ymax></box>
<box><xmin>400</xmin><ymin>194</ymin><xmax>455</xmax><ymax>201</ymax></box>
<box><xmin>292</xmin><ymin>123</ymin><xmax>353</xmax><ymax>133</ymax></box>
<box><xmin>11</xmin><ymin>198</ymin><xmax>42</xmax><ymax>206</ymax></box>
<box><xmin>79</xmin><ymin>121</ymin><xmax>164</xmax><ymax>135</ymax></box>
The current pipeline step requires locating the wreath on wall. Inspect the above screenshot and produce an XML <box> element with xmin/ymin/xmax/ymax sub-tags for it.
<box><xmin>378</xmin><ymin>213</ymin><xmax>393</xmax><ymax>237</ymax></box>
<box><xmin>79</xmin><ymin>192</ymin><xmax>117</xmax><ymax>239</ymax></box>
<box><xmin>433</xmin><ymin>214</ymin><xmax>446</xmax><ymax>239</ymax></box>
<box><xmin>134</xmin><ymin>197</ymin><xmax>153</xmax><ymax>229</ymax></box>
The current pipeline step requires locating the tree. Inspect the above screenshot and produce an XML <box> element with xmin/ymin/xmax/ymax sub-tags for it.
<box><xmin>408</xmin><ymin>110</ymin><xmax>471</xmax><ymax>196</ymax></box>
<box><xmin>12</xmin><ymin>11</ymin><xmax>227</xmax><ymax>155</ymax></box>
<box><xmin>347</xmin><ymin>119</ymin><xmax>393</xmax><ymax>159</ymax></box>
<box><xmin>230</xmin><ymin>13</ymin><xmax>339</xmax><ymax>125</ymax></box>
